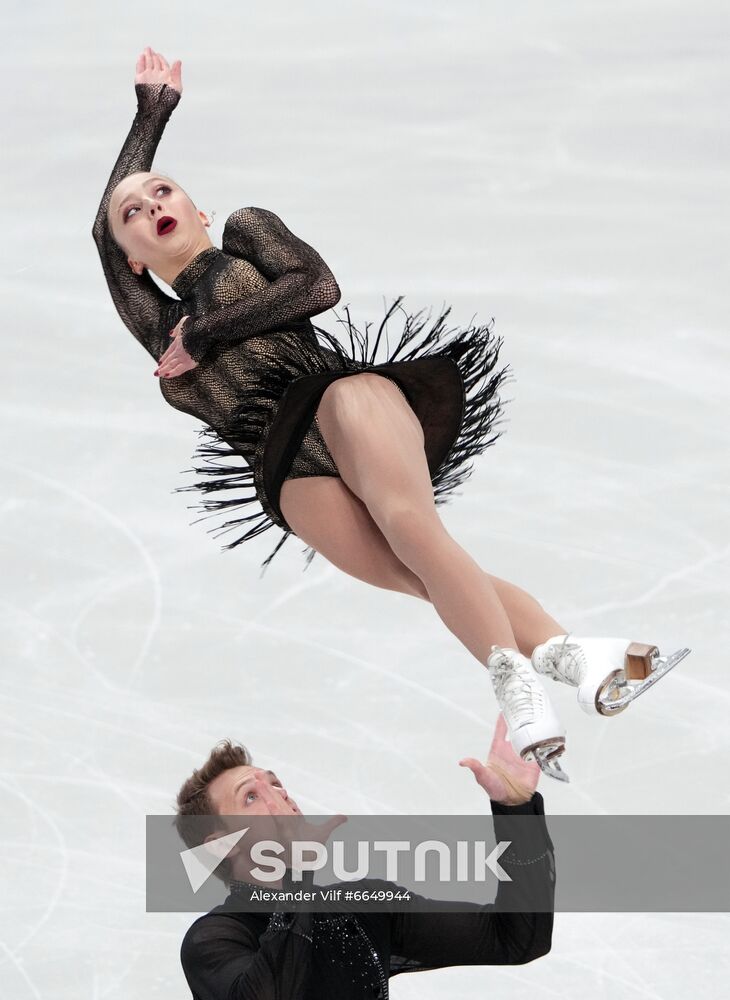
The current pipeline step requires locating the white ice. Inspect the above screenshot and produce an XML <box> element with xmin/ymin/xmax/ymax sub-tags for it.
<box><xmin>2</xmin><ymin>1</ymin><xmax>729</xmax><ymax>997</ymax></box>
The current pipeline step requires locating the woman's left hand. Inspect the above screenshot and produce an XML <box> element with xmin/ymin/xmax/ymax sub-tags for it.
<box><xmin>155</xmin><ymin>316</ymin><xmax>198</xmax><ymax>378</ymax></box>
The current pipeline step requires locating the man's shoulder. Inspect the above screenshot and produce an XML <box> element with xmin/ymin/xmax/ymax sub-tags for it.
<box><xmin>180</xmin><ymin>904</ymin><xmax>264</xmax><ymax>963</ymax></box>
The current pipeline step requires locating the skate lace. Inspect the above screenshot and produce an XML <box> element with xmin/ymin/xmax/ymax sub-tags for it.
<box><xmin>548</xmin><ymin>634</ymin><xmax>584</xmax><ymax>685</ymax></box>
<box><xmin>490</xmin><ymin>653</ymin><xmax>541</xmax><ymax>723</ymax></box>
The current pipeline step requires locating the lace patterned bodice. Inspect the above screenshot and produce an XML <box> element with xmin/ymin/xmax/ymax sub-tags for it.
<box><xmin>91</xmin><ymin>81</ymin><xmax>341</xmax><ymax>456</ymax></box>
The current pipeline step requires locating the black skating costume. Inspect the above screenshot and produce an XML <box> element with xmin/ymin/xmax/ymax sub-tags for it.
<box><xmin>92</xmin><ymin>83</ymin><xmax>513</xmax><ymax>571</ymax></box>
<box><xmin>179</xmin><ymin>792</ymin><xmax>554</xmax><ymax>999</ymax></box>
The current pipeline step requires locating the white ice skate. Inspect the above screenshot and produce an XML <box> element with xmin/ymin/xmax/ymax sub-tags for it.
<box><xmin>486</xmin><ymin>645</ymin><xmax>569</xmax><ymax>783</ymax></box>
<box><xmin>531</xmin><ymin>633</ymin><xmax>691</xmax><ymax>717</ymax></box>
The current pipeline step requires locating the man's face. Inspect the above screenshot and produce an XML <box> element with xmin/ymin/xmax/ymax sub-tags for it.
<box><xmin>203</xmin><ymin>767</ymin><xmax>305</xmax><ymax>883</ymax></box>
<box><xmin>207</xmin><ymin>765</ymin><xmax>302</xmax><ymax>817</ymax></box>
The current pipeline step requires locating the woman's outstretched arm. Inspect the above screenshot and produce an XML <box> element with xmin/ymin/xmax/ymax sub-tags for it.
<box><xmin>91</xmin><ymin>49</ymin><xmax>184</xmax><ymax>361</ymax></box>
<box><xmin>159</xmin><ymin>207</ymin><xmax>341</xmax><ymax>372</ymax></box>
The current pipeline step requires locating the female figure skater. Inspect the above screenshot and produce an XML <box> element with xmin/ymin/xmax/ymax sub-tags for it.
<box><xmin>92</xmin><ymin>48</ymin><xmax>689</xmax><ymax>782</ymax></box>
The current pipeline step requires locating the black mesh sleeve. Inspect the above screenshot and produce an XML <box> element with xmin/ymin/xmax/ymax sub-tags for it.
<box><xmin>91</xmin><ymin>82</ymin><xmax>184</xmax><ymax>361</ymax></box>
<box><xmin>179</xmin><ymin>206</ymin><xmax>341</xmax><ymax>364</ymax></box>
<box><xmin>180</xmin><ymin>910</ymin><xmax>314</xmax><ymax>1000</ymax></box>
<box><xmin>389</xmin><ymin>791</ymin><xmax>555</xmax><ymax>968</ymax></box>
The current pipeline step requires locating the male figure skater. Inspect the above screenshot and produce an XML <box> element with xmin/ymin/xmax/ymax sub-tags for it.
<box><xmin>175</xmin><ymin>714</ymin><xmax>555</xmax><ymax>999</ymax></box>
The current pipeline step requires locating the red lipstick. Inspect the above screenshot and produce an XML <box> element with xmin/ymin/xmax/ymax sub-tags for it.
<box><xmin>157</xmin><ymin>216</ymin><xmax>177</xmax><ymax>236</ymax></box>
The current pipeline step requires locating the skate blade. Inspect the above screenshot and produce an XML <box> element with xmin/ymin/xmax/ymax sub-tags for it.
<box><xmin>523</xmin><ymin>740</ymin><xmax>570</xmax><ymax>783</ymax></box>
<box><xmin>534</xmin><ymin>752</ymin><xmax>570</xmax><ymax>783</ymax></box>
<box><xmin>599</xmin><ymin>646</ymin><xmax>691</xmax><ymax>714</ymax></box>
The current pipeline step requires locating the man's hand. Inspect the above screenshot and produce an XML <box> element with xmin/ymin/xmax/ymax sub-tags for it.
<box><xmin>155</xmin><ymin>316</ymin><xmax>199</xmax><ymax>378</ymax></box>
<box><xmin>459</xmin><ymin>713</ymin><xmax>541</xmax><ymax>806</ymax></box>
<box><xmin>253</xmin><ymin>779</ymin><xmax>348</xmax><ymax>871</ymax></box>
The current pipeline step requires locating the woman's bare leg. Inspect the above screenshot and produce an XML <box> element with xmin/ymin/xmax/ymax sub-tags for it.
<box><xmin>280</xmin><ymin>477</ymin><xmax>565</xmax><ymax>658</ymax></box>
<box><xmin>280</xmin><ymin>475</ymin><xmax>429</xmax><ymax>600</ymax></box>
<box><xmin>484</xmin><ymin>572</ymin><xmax>566</xmax><ymax>659</ymax></box>
<box><xmin>307</xmin><ymin>373</ymin><xmax>567</xmax><ymax>666</ymax></box>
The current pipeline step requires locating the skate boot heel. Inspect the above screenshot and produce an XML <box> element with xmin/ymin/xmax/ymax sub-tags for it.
<box><xmin>624</xmin><ymin>642</ymin><xmax>660</xmax><ymax>680</ymax></box>
<box><xmin>532</xmin><ymin>634</ymin><xmax>691</xmax><ymax>716</ymax></box>
<box><xmin>610</xmin><ymin>642</ymin><xmax>692</xmax><ymax>711</ymax></box>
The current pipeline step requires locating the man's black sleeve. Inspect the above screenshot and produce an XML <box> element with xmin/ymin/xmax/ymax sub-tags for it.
<box><xmin>180</xmin><ymin>910</ymin><xmax>313</xmax><ymax>1000</ymax></box>
<box><xmin>180</xmin><ymin>870</ymin><xmax>315</xmax><ymax>1000</ymax></box>
<box><xmin>389</xmin><ymin>791</ymin><xmax>555</xmax><ymax>968</ymax></box>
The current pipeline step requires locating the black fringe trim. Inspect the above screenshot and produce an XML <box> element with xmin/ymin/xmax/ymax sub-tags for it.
<box><xmin>172</xmin><ymin>296</ymin><xmax>513</xmax><ymax>575</ymax></box>
<box><xmin>171</xmin><ymin>426</ymin><xmax>317</xmax><ymax>577</ymax></box>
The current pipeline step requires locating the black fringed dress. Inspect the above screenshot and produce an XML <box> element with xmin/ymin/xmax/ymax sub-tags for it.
<box><xmin>92</xmin><ymin>82</ymin><xmax>513</xmax><ymax>572</ymax></box>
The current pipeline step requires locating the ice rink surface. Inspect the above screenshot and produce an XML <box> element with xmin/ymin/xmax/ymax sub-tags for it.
<box><xmin>2</xmin><ymin>1</ymin><xmax>729</xmax><ymax>996</ymax></box>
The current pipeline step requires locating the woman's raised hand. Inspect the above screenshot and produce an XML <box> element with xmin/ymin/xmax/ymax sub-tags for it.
<box><xmin>134</xmin><ymin>46</ymin><xmax>182</xmax><ymax>95</ymax></box>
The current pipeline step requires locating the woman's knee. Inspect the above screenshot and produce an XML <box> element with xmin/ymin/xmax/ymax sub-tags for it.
<box><xmin>317</xmin><ymin>373</ymin><xmax>422</xmax><ymax>445</ymax></box>
<box><xmin>317</xmin><ymin>374</ymin><xmax>371</xmax><ymax>426</ymax></box>
<box><xmin>374</xmin><ymin>501</ymin><xmax>445</xmax><ymax>555</ymax></box>
<box><xmin>279</xmin><ymin>476</ymin><xmax>429</xmax><ymax>600</ymax></box>
<box><xmin>323</xmin><ymin>531</ymin><xmax>430</xmax><ymax>600</ymax></box>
